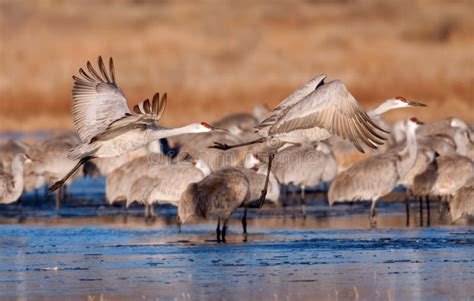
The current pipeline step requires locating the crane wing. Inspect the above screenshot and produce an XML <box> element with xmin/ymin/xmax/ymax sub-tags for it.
<box><xmin>89</xmin><ymin>92</ymin><xmax>168</xmax><ymax>143</ymax></box>
<box><xmin>270</xmin><ymin>80</ymin><xmax>389</xmax><ymax>152</ymax></box>
<box><xmin>256</xmin><ymin>74</ymin><xmax>327</xmax><ymax>129</ymax></box>
<box><xmin>72</xmin><ymin>56</ymin><xmax>131</xmax><ymax>143</ymax></box>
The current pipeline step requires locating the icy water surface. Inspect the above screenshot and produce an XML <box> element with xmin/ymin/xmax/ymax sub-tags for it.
<box><xmin>0</xmin><ymin>181</ymin><xmax>473</xmax><ymax>300</ymax></box>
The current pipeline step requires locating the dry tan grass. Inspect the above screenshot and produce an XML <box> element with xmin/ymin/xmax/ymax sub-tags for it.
<box><xmin>0</xmin><ymin>0</ymin><xmax>473</xmax><ymax>131</ymax></box>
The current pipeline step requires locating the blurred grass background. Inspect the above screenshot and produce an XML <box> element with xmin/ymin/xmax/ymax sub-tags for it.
<box><xmin>0</xmin><ymin>0</ymin><xmax>473</xmax><ymax>131</ymax></box>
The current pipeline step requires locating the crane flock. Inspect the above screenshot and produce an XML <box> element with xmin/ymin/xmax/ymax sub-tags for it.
<box><xmin>1</xmin><ymin>56</ymin><xmax>473</xmax><ymax>242</ymax></box>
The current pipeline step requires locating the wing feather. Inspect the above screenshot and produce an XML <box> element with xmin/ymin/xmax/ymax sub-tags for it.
<box><xmin>72</xmin><ymin>56</ymin><xmax>130</xmax><ymax>143</ymax></box>
<box><xmin>270</xmin><ymin>80</ymin><xmax>388</xmax><ymax>152</ymax></box>
<box><xmin>256</xmin><ymin>74</ymin><xmax>327</xmax><ymax>130</ymax></box>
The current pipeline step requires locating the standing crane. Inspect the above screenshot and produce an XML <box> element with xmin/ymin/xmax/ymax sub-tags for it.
<box><xmin>0</xmin><ymin>154</ymin><xmax>31</xmax><ymax>205</ymax></box>
<box><xmin>48</xmin><ymin>56</ymin><xmax>227</xmax><ymax>193</ymax></box>
<box><xmin>328</xmin><ymin>117</ymin><xmax>423</xmax><ymax>225</ymax></box>
<box><xmin>178</xmin><ymin>168</ymin><xmax>250</xmax><ymax>242</ymax></box>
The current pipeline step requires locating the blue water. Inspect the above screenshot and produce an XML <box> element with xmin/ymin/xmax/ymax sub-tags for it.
<box><xmin>0</xmin><ymin>177</ymin><xmax>473</xmax><ymax>300</ymax></box>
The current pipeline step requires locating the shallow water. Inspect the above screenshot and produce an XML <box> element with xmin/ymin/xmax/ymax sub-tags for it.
<box><xmin>0</xmin><ymin>180</ymin><xmax>473</xmax><ymax>300</ymax></box>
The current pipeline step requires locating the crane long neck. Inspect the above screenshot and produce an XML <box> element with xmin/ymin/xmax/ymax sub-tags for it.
<box><xmin>397</xmin><ymin>124</ymin><xmax>418</xmax><ymax>179</ymax></box>
<box><xmin>368</xmin><ymin>100</ymin><xmax>400</xmax><ymax>116</ymax></box>
<box><xmin>11</xmin><ymin>156</ymin><xmax>25</xmax><ymax>191</ymax></box>
<box><xmin>149</xmin><ymin>124</ymin><xmax>200</xmax><ymax>140</ymax></box>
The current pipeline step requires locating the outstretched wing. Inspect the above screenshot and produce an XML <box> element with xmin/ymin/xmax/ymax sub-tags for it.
<box><xmin>256</xmin><ymin>74</ymin><xmax>327</xmax><ymax>130</ymax></box>
<box><xmin>72</xmin><ymin>56</ymin><xmax>131</xmax><ymax>143</ymax></box>
<box><xmin>270</xmin><ymin>80</ymin><xmax>389</xmax><ymax>152</ymax></box>
<box><xmin>132</xmin><ymin>92</ymin><xmax>167</xmax><ymax>121</ymax></box>
<box><xmin>89</xmin><ymin>92</ymin><xmax>168</xmax><ymax>143</ymax></box>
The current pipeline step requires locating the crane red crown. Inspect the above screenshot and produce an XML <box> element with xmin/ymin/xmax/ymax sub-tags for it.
<box><xmin>201</xmin><ymin>122</ymin><xmax>212</xmax><ymax>129</ymax></box>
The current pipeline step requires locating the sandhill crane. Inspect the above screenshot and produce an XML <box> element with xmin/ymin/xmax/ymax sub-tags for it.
<box><xmin>0</xmin><ymin>139</ymin><xmax>30</xmax><ymax>172</ymax></box>
<box><xmin>431</xmin><ymin>154</ymin><xmax>473</xmax><ymax>199</ymax></box>
<box><xmin>87</xmin><ymin>139</ymin><xmax>163</xmax><ymax>177</ymax></box>
<box><xmin>105</xmin><ymin>154</ymin><xmax>170</xmax><ymax>206</ymax></box>
<box><xmin>178</xmin><ymin>168</ymin><xmax>250</xmax><ymax>242</ymax></box>
<box><xmin>327</xmin><ymin>96</ymin><xmax>426</xmax><ymax>172</ymax></box>
<box><xmin>412</xmin><ymin>127</ymin><xmax>473</xmax><ymax>202</ymax></box>
<box><xmin>212</xmin><ymin>74</ymin><xmax>392</xmax><ymax>205</ymax></box>
<box><xmin>269</xmin><ymin>142</ymin><xmax>336</xmax><ymax>218</ymax></box>
<box><xmin>273</xmin><ymin>141</ymin><xmax>336</xmax><ymax>195</ymax></box>
<box><xmin>328</xmin><ymin>117</ymin><xmax>423</xmax><ymax>226</ymax></box>
<box><xmin>127</xmin><ymin>159</ymin><xmax>211</xmax><ymax>221</ymax></box>
<box><xmin>450</xmin><ymin>177</ymin><xmax>474</xmax><ymax>222</ymax></box>
<box><xmin>48</xmin><ymin>56</ymin><xmax>227</xmax><ymax>193</ymax></box>
<box><xmin>0</xmin><ymin>153</ymin><xmax>30</xmax><ymax>205</ymax></box>
<box><xmin>177</xmin><ymin>131</ymin><xmax>245</xmax><ymax>171</ymax></box>
<box><xmin>27</xmin><ymin>134</ymin><xmax>83</xmax><ymax>213</ymax></box>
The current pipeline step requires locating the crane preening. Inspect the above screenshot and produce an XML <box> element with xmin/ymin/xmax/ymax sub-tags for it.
<box><xmin>48</xmin><ymin>56</ymin><xmax>227</xmax><ymax>193</ymax></box>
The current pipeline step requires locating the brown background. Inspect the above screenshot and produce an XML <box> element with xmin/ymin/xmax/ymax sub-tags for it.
<box><xmin>0</xmin><ymin>0</ymin><xmax>473</xmax><ymax>132</ymax></box>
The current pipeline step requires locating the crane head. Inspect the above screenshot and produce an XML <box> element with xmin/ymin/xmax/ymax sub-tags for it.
<box><xmin>199</xmin><ymin>122</ymin><xmax>229</xmax><ymax>133</ymax></box>
<box><xmin>394</xmin><ymin>96</ymin><xmax>427</xmax><ymax>108</ymax></box>
<box><xmin>409</xmin><ymin>117</ymin><xmax>424</xmax><ymax>125</ymax></box>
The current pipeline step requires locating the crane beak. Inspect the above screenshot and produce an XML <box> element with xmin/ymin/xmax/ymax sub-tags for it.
<box><xmin>210</xmin><ymin>125</ymin><xmax>229</xmax><ymax>133</ymax></box>
<box><xmin>407</xmin><ymin>100</ymin><xmax>427</xmax><ymax>107</ymax></box>
<box><xmin>24</xmin><ymin>153</ymin><xmax>42</xmax><ymax>163</ymax></box>
<box><xmin>416</xmin><ymin>120</ymin><xmax>425</xmax><ymax>125</ymax></box>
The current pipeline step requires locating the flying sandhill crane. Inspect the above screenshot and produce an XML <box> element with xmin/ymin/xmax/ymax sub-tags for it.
<box><xmin>178</xmin><ymin>168</ymin><xmax>250</xmax><ymax>242</ymax></box>
<box><xmin>450</xmin><ymin>177</ymin><xmax>474</xmax><ymax>222</ymax></box>
<box><xmin>328</xmin><ymin>117</ymin><xmax>423</xmax><ymax>226</ymax></box>
<box><xmin>0</xmin><ymin>153</ymin><xmax>30</xmax><ymax>205</ymax></box>
<box><xmin>48</xmin><ymin>56</ymin><xmax>227</xmax><ymax>193</ymax></box>
<box><xmin>367</xmin><ymin>96</ymin><xmax>426</xmax><ymax>117</ymax></box>
<box><xmin>212</xmin><ymin>74</ymin><xmax>393</xmax><ymax>205</ymax></box>
<box><xmin>127</xmin><ymin>159</ymin><xmax>211</xmax><ymax>221</ymax></box>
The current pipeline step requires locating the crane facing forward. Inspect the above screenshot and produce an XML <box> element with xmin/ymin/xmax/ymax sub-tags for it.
<box><xmin>49</xmin><ymin>56</ymin><xmax>227</xmax><ymax>193</ymax></box>
<box><xmin>211</xmin><ymin>74</ymin><xmax>390</xmax><ymax>205</ymax></box>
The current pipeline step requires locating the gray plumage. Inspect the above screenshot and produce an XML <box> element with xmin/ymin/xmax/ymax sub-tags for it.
<box><xmin>128</xmin><ymin>160</ymin><xmax>211</xmax><ymax>208</ymax></box>
<box><xmin>0</xmin><ymin>154</ymin><xmax>29</xmax><ymax>205</ymax></box>
<box><xmin>450</xmin><ymin>177</ymin><xmax>474</xmax><ymax>222</ymax></box>
<box><xmin>178</xmin><ymin>168</ymin><xmax>250</xmax><ymax>242</ymax></box>
<box><xmin>329</xmin><ymin>118</ymin><xmax>422</xmax><ymax>224</ymax></box>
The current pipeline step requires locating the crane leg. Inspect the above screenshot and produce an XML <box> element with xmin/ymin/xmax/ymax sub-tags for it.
<box><xmin>55</xmin><ymin>186</ymin><xmax>63</xmax><ymax>216</ymax></box>
<box><xmin>242</xmin><ymin>207</ymin><xmax>248</xmax><ymax>234</ymax></box>
<box><xmin>425</xmin><ymin>196</ymin><xmax>430</xmax><ymax>226</ymax></box>
<box><xmin>291</xmin><ymin>186</ymin><xmax>297</xmax><ymax>219</ymax></box>
<box><xmin>369</xmin><ymin>201</ymin><xmax>377</xmax><ymax>227</ymax></box>
<box><xmin>222</xmin><ymin>219</ymin><xmax>228</xmax><ymax>243</ymax></box>
<box><xmin>122</xmin><ymin>200</ymin><xmax>128</xmax><ymax>223</ymax></box>
<box><xmin>210</xmin><ymin>137</ymin><xmax>267</xmax><ymax>150</ymax></box>
<box><xmin>48</xmin><ymin>156</ymin><xmax>94</xmax><ymax>194</ymax></box>
<box><xmin>258</xmin><ymin>153</ymin><xmax>275</xmax><ymax>208</ymax></box>
<box><xmin>176</xmin><ymin>215</ymin><xmax>182</xmax><ymax>233</ymax></box>
<box><xmin>216</xmin><ymin>217</ymin><xmax>221</xmax><ymax>242</ymax></box>
<box><xmin>419</xmin><ymin>197</ymin><xmax>424</xmax><ymax>227</ymax></box>
<box><xmin>301</xmin><ymin>184</ymin><xmax>306</xmax><ymax>219</ymax></box>
<box><xmin>404</xmin><ymin>196</ymin><xmax>410</xmax><ymax>227</ymax></box>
